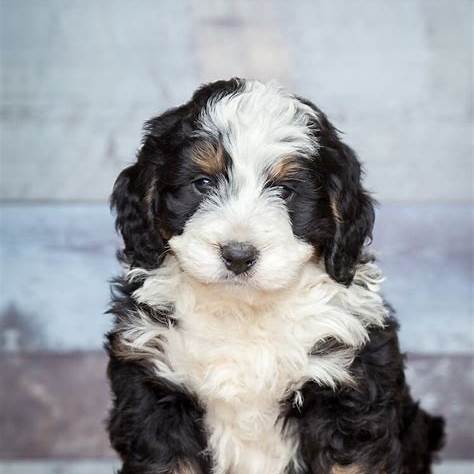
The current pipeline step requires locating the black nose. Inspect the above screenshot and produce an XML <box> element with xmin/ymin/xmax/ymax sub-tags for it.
<box><xmin>221</xmin><ymin>241</ymin><xmax>258</xmax><ymax>275</ymax></box>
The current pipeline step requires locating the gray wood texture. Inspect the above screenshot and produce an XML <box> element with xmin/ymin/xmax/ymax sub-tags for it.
<box><xmin>1</xmin><ymin>0</ymin><xmax>472</xmax><ymax>201</ymax></box>
<box><xmin>1</xmin><ymin>203</ymin><xmax>471</xmax><ymax>353</ymax></box>
<box><xmin>0</xmin><ymin>352</ymin><xmax>471</xmax><ymax>460</ymax></box>
<box><xmin>0</xmin><ymin>0</ymin><xmax>472</xmax><ymax>464</ymax></box>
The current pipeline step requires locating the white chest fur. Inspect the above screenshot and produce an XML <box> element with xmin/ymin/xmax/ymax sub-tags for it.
<box><xmin>123</xmin><ymin>257</ymin><xmax>387</xmax><ymax>474</ymax></box>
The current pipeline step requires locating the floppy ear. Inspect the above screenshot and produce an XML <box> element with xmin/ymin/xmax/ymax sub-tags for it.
<box><xmin>111</xmin><ymin>161</ymin><xmax>164</xmax><ymax>269</ymax></box>
<box><xmin>322</xmin><ymin>142</ymin><xmax>375</xmax><ymax>286</ymax></box>
<box><xmin>111</xmin><ymin>103</ymin><xmax>192</xmax><ymax>269</ymax></box>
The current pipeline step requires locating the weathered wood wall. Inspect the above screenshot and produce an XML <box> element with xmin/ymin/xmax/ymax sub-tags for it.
<box><xmin>1</xmin><ymin>0</ymin><xmax>472</xmax><ymax>471</ymax></box>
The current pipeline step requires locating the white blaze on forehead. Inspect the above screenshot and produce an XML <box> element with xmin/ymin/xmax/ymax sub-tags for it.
<box><xmin>198</xmin><ymin>80</ymin><xmax>319</xmax><ymax>176</ymax></box>
<box><xmin>170</xmin><ymin>80</ymin><xmax>319</xmax><ymax>291</ymax></box>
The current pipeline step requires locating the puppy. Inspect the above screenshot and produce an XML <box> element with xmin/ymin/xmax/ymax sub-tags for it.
<box><xmin>106</xmin><ymin>78</ymin><xmax>444</xmax><ymax>474</ymax></box>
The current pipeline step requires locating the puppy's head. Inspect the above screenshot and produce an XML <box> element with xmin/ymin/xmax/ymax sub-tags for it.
<box><xmin>112</xmin><ymin>79</ymin><xmax>374</xmax><ymax>290</ymax></box>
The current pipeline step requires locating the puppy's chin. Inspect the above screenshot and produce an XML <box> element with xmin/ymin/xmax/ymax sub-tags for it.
<box><xmin>185</xmin><ymin>272</ymin><xmax>293</xmax><ymax>308</ymax></box>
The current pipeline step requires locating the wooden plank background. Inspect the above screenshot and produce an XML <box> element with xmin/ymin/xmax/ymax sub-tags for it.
<box><xmin>0</xmin><ymin>0</ymin><xmax>472</xmax><ymax>471</ymax></box>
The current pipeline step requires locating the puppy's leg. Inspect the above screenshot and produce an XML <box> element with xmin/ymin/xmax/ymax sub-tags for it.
<box><xmin>107</xmin><ymin>357</ymin><xmax>210</xmax><ymax>474</ymax></box>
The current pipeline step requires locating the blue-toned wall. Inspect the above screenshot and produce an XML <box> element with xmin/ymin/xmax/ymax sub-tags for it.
<box><xmin>0</xmin><ymin>0</ymin><xmax>472</xmax><ymax>470</ymax></box>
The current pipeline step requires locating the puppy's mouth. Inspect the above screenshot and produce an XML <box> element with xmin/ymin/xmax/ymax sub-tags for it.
<box><xmin>220</xmin><ymin>269</ymin><xmax>255</xmax><ymax>286</ymax></box>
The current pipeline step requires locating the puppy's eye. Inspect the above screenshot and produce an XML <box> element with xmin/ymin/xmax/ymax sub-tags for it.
<box><xmin>193</xmin><ymin>177</ymin><xmax>213</xmax><ymax>194</ymax></box>
<box><xmin>278</xmin><ymin>185</ymin><xmax>295</xmax><ymax>201</ymax></box>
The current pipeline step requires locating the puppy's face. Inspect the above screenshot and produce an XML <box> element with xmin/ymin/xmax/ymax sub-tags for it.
<box><xmin>112</xmin><ymin>79</ymin><xmax>374</xmax><ymax>289</ymax></box>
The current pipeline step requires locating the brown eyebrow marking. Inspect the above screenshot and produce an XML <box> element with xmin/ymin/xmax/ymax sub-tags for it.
<box><xmin>191</xmin><ymin>141</ymin><xmax>225</xmax><ymax>175</ymax></box>
<box><xmin>267</xmin><ymin>155</ymin><xmax>302</xmax><ymax>182</ymax></box>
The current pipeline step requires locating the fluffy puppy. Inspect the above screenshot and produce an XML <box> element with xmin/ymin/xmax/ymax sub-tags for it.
<box><xmin>106</xmin><ymin>78</ymin><xmax>444</xmax><ymax>474</ymax></box>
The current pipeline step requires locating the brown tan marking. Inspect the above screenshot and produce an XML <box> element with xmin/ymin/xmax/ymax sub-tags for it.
<box><xmin>330</xmin><ymin>198</ymin><xmax>343</xmax><ymax>224</ymax></box>
<box><xmin>192</xmin><ymin>141</ymin><xmax>225</xmax><ymax>175</ymax></box>
<box><xmin>331</xmin><ymin>465</ymin><xmax>363</xmax><ymax>474</ymax></box>
<box><xmin>143</xmin><ymin>175</ymin><xmax>173</xmax><ymax>240</ymax></box>
<box><xmin>171</xmin><ymin>460</ymin><xmax>203</xmax><ymax>474</ymax></box>
<box><xmin>267</xmin><ymin>154</ymin><xmax>302</xmax><ymax>182</ymax></box>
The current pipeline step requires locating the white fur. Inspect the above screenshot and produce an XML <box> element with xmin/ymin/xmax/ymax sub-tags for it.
<box><xmin>117</xmin><ymin>81</ymin><xmax>387</xmax><ymax>473</ymax></box>
<box><xmin>170</xmin><ymin>80</ymin><xmax>320</xmax><ymax>292</ymax></box>
<box><xmin>121</xmin><ymin>258</ymin><xmax>388</xmax><ymax>474</ymax></box>
<box><xmin>168</xmin><ymin>190</ymin><xmax>314</xmax><ymax>291</ymax></box>
<box><xmin>199</xmin><ymin>80</ymin><xmax>319</xmax><ymax>165</ymax></box>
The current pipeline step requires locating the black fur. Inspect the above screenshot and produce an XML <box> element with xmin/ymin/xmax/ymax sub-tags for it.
<box><xmin>296</xmin><ymin>98</ymin><xmax>376</xmax><ymax>286</ymax></box>
<box><xmin>106</xmin><ymin>278</ymin><xmax>210</xmax><ymax>473</ymax></box>
<box><xmin>107</xmin><ymin>357</ymin><xmax>210</xmax><ymax>473</ymax></box>
<box><xmin>110</xmin><ymin>78</ymin><xmax>244</xmax><ymax>269</ymax></box>
<box><xmin>106</xmin><ymin>79</ymin><xmax>445</xmax><ymax>473</ymax></box>
<box><xmin>283</xmin><ymin>317</ymin><xmax>445</xmax><ymax>473</ymax></box>
<box><xmin>111</xmin><ymin>79</ymin><xmax>373</xmax><ymax>286</ymax></box>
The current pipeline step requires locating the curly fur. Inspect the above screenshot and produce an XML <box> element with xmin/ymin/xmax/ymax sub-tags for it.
<box><xmin>106</xmin><ymin>78</ymin><xmax>444</xmax><ymax>474</ymax></box>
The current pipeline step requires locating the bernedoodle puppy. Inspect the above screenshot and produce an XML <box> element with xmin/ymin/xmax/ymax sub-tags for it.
<box><xmin>106</xmin><ymin>78</ymin><xmax>444</xmax><ymax>474</ymax></box>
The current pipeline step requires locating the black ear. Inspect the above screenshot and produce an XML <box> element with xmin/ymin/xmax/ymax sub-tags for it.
<box><xmin>111</xmin><ymin>162</ymin><xmax>164</xmax><ymax>269</ymax></box>
<box><xmin>111</xmin><ymin>103</ymin><xmax>192</xmax><ymax>269</ymax></box>
<box><xmin>322</xmin><ymin>142</ymin><xmax>375</xmax><ymax>286</ymax></box>
<box><xmin>295</xmin><ymin>97</ymin><xmax>375</xmax><ymax>285</ymax></box>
